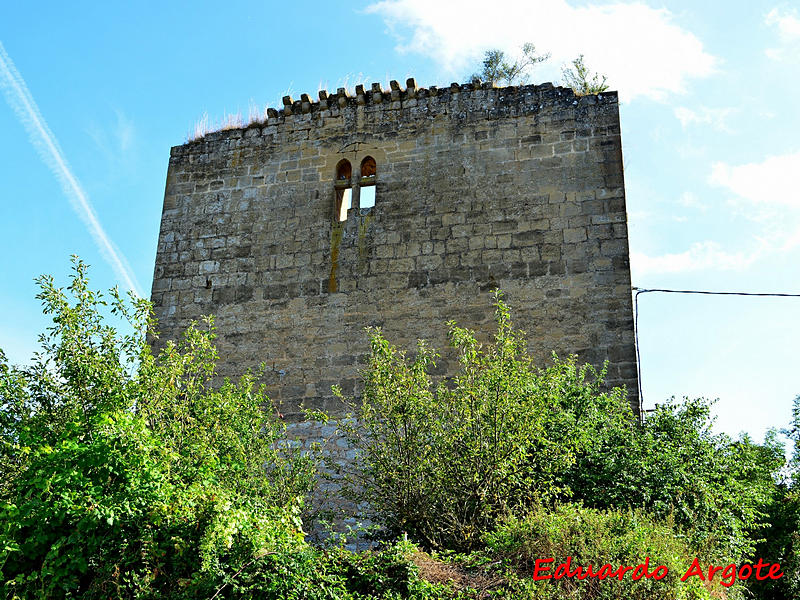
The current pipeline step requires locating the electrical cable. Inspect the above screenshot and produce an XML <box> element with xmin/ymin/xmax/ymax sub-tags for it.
<box><xmin>632</xmin><ymin>287</ymin><xmax>800</xmax><ymax>419</ymax></box>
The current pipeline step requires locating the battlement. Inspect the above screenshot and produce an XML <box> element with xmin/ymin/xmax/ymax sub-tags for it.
<box><xmin>176</xmin><ymin>79</ymin><xmax>618</xmax><ymax>154</ymax></box>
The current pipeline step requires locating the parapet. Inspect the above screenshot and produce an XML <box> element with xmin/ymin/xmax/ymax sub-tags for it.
<box><xmin>175</xmin><ymin>78</ymin><xmax>618</xmax><ymax>154</ymax></box>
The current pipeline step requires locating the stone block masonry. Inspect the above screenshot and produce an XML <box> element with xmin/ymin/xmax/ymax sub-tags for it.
<box><xmin>150</xmin><ymin>77</ymin><xmax>639</xmax><ymax>419</ymax></box>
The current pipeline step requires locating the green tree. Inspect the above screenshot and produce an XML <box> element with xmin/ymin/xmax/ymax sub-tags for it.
<box><xmin>472</xmin><ymin>43</ymin><xmax>550</xmax><ymax>86</ymax></box>
<box><xmin>561</xmin><ymin>54</ymin><xmax>609</xmax><ymax>95</ymax></box>
<box><xmin>335</xmin><ymin>292</ymin><xmax>630</xmax><ymax>551</ymax></box>
<box><xmin>747</xmin><ymin>394</ymin><xmax>800</xmax><ymax>599</ymax></box>
<box><xmin>563</xmin><ymin>398</ymin><xmax>784</xmax><ymax>563</ymax></box>
<box><xmin>0</xmin><ymin>258</ymin><xmax>319</xmax><ymax>599</ymax></box>
<box><xmin>335</xmin><ymin>292</ymin><xmax>785</xmax><ymax>569</ymax></box>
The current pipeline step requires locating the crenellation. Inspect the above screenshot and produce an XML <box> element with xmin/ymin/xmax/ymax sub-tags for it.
<box><xmin>177</xmin><ymin>81</ymin><xmax>621</xmax><ymax>152</ymax></box>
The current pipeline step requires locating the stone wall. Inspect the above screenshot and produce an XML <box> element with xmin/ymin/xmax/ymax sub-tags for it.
<box><xmin>150</xmin><ymin>78</ymin><xmax>639</xmax><ymax>418</ymax></box>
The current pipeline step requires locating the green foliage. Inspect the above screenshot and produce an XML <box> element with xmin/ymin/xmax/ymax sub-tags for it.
<box><xmin>479</xmin><ymin>503</ymin><xmax>716</xmax><ymax>600</ymax></box>
<box><xmin>184</xmin><ymin>535</ymin><xmax>455</xmax><ymax>600</ymax></box>
<box><xmin>787</xmin><ymin>394</ymin><xmax>800</xmax><ymax>481</ymax></box>
<box><xmin>563</xmin><ymin>398</ymin><xmax>784</xmax><ymax>563</ymax></box>
<box><xmin>561</xmin><ymin>55</ymin><xmax>609</xmax><ymax>95</ymax></box>
<box><xmin>326</xmin><ymin>539</ymin><xmax>453</xmax><ymax>600</ymax></box>
<box><xmin>336</xmin><ymin>292</ymin><xmax>630</xmax><ymax>551</ymax></box>
<box><xmin>1</xmin><ymin>260</ymin><xmax>791</xmax><ymax>598</ymax></box>
<box><xmin>336</xmin><ymin>291</ymin><xmax>785</xmax><ymax>580</ymax></box>
<box><xmin>0</xmin><ymin>258</ymin><xmax>318</xmax><ymax>599</ymax></box>
<box><xmin>747</xmin><ymin>394</ymin><xmax>800</xmax><ymax>599</ymax></box>
<box><xmin>472</xmin><ymin>43</ymin><xmax>550</xmax><ymax>86</ymax></box>
<box><xmin>750</xmin><ymin>487</ymin><xmax>800</xmax><ymax>599</ymax></box>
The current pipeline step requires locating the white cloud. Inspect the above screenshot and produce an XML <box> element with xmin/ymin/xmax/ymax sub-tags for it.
<box><xmin>674</xmin><ymin>106</ymin><xmax>737</xmax><ymax>132</ymax></box>
<box><xmin>631</xmin><ymin>241</ymin><xmax>762</xmax><ymax>277</ymax></box>
<box><xmin>709</xmin><ymin>152</ymin><xmax>800</xmax><ymax>258</ymax></box>
<box><xmin>115</xmin><ymin>110</ymin><xmax>134</xmax><ymax>153</ymax></box>
<box><xmin>678</xmin><ymin>191</ymin><xmax>707</xmax><ymax>212</ymax></box>
<box><xmin>766</xmin><ymin>7</ymin><xmax>800</xmax><ymax>39</ymax></box>
<box><xmin>87</xmin><ymin>110</ymin><xmax>136</xmax><ymax>163</ymax></box>
<box><xmin>765</xmin><ymin>7</ymin><xmax>800</xmax><ymax>61</ymax></box>
<box><xmin>0</xmin><ymin>41</ymin><xmax>142</xmax><ymax>295</ymax></box>
<box><xmin>635</xmin><ymin>151</ymin><xmax>800</xmax><ymax>276</ymax></box>
<box><xmin>366</xmin><ymin>0</ymin><xmax>718</xmax><ymax>101</ymax></box>
<box><xmin>632</xmin><ymin>150</ymin><xmax>800</xmax><ymax>277</ymax></box>
<box><xmin>709</xmin><ymin>151</ymin><xmax>800</xmax><ymax>208</ymax></box>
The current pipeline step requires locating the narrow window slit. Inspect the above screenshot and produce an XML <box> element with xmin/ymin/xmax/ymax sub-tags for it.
<box><xmin>359</xmin><ymin>156</ymin><xmax>377</xmax><ymax>211</ymax></box>
<box><xmin>334</xmin><ymin>159</ymin><xmax>352</xmax><ymax>222</ymax></box>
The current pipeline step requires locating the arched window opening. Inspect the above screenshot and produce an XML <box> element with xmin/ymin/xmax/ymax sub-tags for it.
<box><xmin>360</xmin><ymin>156</ymin><xmax>376</xmax><ymax>179</ymax></box>
<box><xmin>337</xmin><ymin>159</ymin><xmax>352</xmax><ymax>181</ymax></box>
<box><xmin>334</xmin><ymin>159</ymin><xmax>352</xmax><ymax>222</ymax></box>
<box><xmin>360</xmin><ymin>156</ymin><xmax>377</xmax><ymax>210</ymax></box>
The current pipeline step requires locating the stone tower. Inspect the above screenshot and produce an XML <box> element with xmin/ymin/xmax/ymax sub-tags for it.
<box><xmin>150</xmin><ymin>78</ymin><xmax>639</xmax><ymax>419</ymax></box>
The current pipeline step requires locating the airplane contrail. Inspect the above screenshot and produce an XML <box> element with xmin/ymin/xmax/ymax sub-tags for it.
<box><xmin>0</xmin><ymin>41</ymin><xmax>142</xmax><ymax>296</ymax></box>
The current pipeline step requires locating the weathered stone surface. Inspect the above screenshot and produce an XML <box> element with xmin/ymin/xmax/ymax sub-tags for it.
<box><xmin>150</xmin><ymin>80</ymin><xmax>639</xmax><ymax>419</ymax></box>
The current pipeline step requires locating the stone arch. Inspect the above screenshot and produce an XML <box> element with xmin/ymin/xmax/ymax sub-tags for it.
<box><xmin>334</xmin><ymin>159</ymin><xmax>352</xmax><ymax>221</ymax></box>
<box><xmin>359</xmin><ymin>156</ymin><xmax>377</xmax><ymax>210</ymax></box>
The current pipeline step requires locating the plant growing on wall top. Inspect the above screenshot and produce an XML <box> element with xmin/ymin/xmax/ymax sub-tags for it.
<box><xmin>561</xmin><ymin>54</ymin><xmax>609</xmax><ymax>95</ymax></box>
<box><xmin>471</xmin><ymin>43</ymin><xmax>551</xmax><ymax>86</ymax></box>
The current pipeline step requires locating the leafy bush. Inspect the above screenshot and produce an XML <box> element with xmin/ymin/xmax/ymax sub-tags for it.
<box><xmin>337</xmin><ymin>292</ymin><xmax>784</xmax><ymax>569</ymax></box>
<box><xmin>1</xmin><ymin>262</ymin><xmax>790</xmax><ymax>599</ymax></box>
<box><xmin>336</xmin><ymin>292</ymin><xmax>631</xmax><ymax>551</ymax></box>
<box><xmin>749</xmin><ymin>486</ymin><xmax>800</xmax><ymax>600</ymax></box>
<box><xmin>208</xmin><ymin>538</ymin><xmax>452</xmax><ymax>600</ymax></box>
<box><xmin>0</xmin><ymin>258</ymin><xmax>318</xmax><ymax>599</ymax></box>
<box><xmin>560</xmin><ymin>54</ymin><xmax>609</xmax><ymax>96</ymax></box>
<box><xmin>747</xmin><ymin>394</ymin><xmax>800</xmax><ymax>599</ymax></box>
<box><xmin>563</xmin><ymin>398</ymin><xmax>784</xmax><ymax>563</ymax></box>
<box><xmin>480</xmin><ymin>503</ymin><xmax>717</xmax><ymax>600</ymax></box>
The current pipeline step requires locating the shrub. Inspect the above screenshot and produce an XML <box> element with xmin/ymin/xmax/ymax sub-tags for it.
<box><xmin>336</xmin><ymin>292</ymin><xmax>631</xmax><ymax>551</ymax></box>
<box><xmin>563</xmin><ymin>398</ymin><xmax>785</xmax><ymax>563</ymax></box>
<box><xmin>560</xmin><ymin>55</ymin><xmax>609</xmax><ymax>96</ymax></box>
<box><xmin>337</xmin><ymin>292</ymin><xmax>784</xmax><ymax>568</ymax></box>
<box><xmin>480</xmin><ymin>503</ymin><xmax>718</xmax><ymax>600</ymax></box>
<box><xmin>749</xmin><ymin>486</ymin><xmax>800</xmax><ymax>600</ymax></box>
<box><xmin>0</xmin><ymin>258</ymin><xmax>317</xmax><ymax>599</ymax></box>
<box><xmin>747</xmin><ymin>394</ymin><xmax>800</xmax><ymax>599</ymax></box>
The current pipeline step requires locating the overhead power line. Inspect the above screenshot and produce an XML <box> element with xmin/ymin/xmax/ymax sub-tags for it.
<box><xmin>633</xmin><ymin>287</ymin><xmax>800</xmax><ymax>298</ymax></box>
<box><xmin>632</xmin><ymin>287</ymin><xmax>800</xmax><ymax>415</ymax></box>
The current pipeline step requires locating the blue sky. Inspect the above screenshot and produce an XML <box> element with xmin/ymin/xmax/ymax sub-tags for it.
<box><xmin>1</xmin><ymin>1</ymin><xmax>798</xmax><ymax>441</ymax></box>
